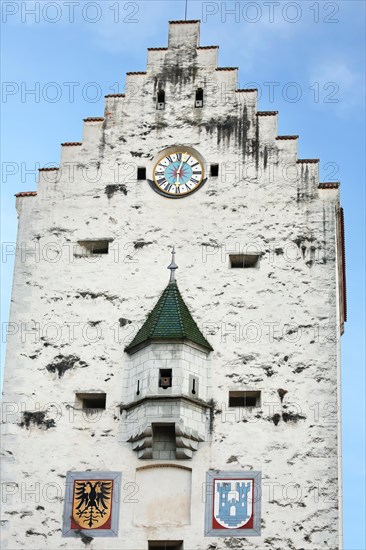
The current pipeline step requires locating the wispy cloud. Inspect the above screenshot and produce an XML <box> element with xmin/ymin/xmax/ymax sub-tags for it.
<box><xmin>309</xmin><ymin>60</ymin><xmax>365</xmax><ymax>117</ymax></box>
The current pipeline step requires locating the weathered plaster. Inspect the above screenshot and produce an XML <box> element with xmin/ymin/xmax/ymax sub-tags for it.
<box><xmin>1</xmin><ymin>20</ymin><xmax>342</xmax><ymax>550</ymax></box>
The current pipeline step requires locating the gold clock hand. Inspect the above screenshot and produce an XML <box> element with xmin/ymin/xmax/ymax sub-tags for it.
<box><xmin>177</xmin><ymin>160</ymin><xmax>184</xmax><ymax>176</ymax></box>
<box><xmin>176</xmin><ymin>152</ymin><xmax>188</xmax><ymax>183</ymax></box>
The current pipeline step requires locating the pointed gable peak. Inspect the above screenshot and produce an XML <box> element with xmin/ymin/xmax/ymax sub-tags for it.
<box><xmin>125</xmin><ymin>258</ymin><xmax>212</xmax><ymax>354</ymax></box>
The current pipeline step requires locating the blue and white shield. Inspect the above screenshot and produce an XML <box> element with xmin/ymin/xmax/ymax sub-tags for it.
<box><xmin>213</xmin><ymin>479</ymin><xmax>254</xmax><ymax>529</ymax></box>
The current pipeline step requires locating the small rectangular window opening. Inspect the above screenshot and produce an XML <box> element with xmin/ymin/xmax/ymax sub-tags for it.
<box><xmin>229</xmin><ymin>391</ymin><xmax>261</xmax><ymax>408</ymax></box>
<box><xmin>78</xmin><ymin>240</ymin><xmax>110</xmax><ymax>255</ymax></box>
<box><xmin>229</xmin><ymin>254</ymin><xmax>260</xmax><ymax>268</ymax></box>
<box><xmin>195</xmin><ymin>88</ymin><xmax>204</xmax><ymax>108</ymax></box>
<box><xmin>137</xmin><ymin>167</ymin><xmax>146</xmax><ymax>180</ymax></box>
<box><xmin>159</xmin><ymin>369</ymin><xmax>172</xmax><ymax>389</ymax></box>
<box><xmin>76</xmin><ymin>393</ymin><xmax>107</xmax><ymax>410</ymax></box>
<box><xmin>148</xmin><ymin>542</ymin><xmax>183</xmax><ymax>550</ymax></box>
<box><xmin>156</xmin><ymin>90</ymin><xmax>165</xmax><ymax>110</ymax></box>
<box><xmin>210</xmin><ymin>164</ymin><xmax>219</xmax><ymax>177</ymax></box>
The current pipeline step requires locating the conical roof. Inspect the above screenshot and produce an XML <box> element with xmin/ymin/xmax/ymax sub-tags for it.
<box><xmin>125</xmin><ymin>280</ymin><xmax>213</xmax><ymax>354</ymax></box>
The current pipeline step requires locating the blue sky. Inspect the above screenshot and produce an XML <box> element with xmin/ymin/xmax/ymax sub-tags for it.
<box><xmin>1</xmin><ymin>1</ymin><xmax>365</xmax><ymax>548</ymax></box>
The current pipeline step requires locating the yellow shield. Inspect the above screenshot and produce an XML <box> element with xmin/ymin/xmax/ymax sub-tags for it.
<box><xmin>72</xmin><ymin>480</ymin><xmax>113</xmax><ymax>529</ymax></box>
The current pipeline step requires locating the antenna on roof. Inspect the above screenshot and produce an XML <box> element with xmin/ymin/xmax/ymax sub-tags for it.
<box><xmin>168</xmin><ymin>246</ymin><xmax>178</xmax><ymax>283</ymax></box>
<box><xmin>185</xmin><ymin>0</ymin><xmax>188</xmax><ymax>20</ymax></box>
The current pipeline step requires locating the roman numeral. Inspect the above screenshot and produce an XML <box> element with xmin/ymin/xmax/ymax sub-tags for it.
<box><xmin>176</xmin><ymin>153</ymin><xmax>182</xmax><ymax>162</ymax></box>
<box><xmin>191</xmin><ymin>162</ymin><xmax>199</xmax><ymax>168</ymax></box>
<box><xmin>157</xmin><ymin>177</ymin><xmax>167</xmax><ymax>186</ymax></box>
<box><xmin>192</xmin><ymin>171</ymin><xmax>202</xmax><ymax>175</ymax></box>
<box><xmin>166</xmin><ymin>156</ymin><xmax>174</xmax><ymax>164</ymax></box>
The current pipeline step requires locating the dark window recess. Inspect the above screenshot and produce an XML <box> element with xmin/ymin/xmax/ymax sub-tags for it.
<box><xmin>195</xmin><ymin>88</ymin><xmax>204</xmax><ymax>108</ymax></box>
<box><xmin>152</xmin><ymin>424</ymin><xmax>176</xmax><ymax>460</ymax></box>
<box><xmin>148</xmin><ymin>542</ymin><xmax>183</xmax><ymax>550</ymax></box>
<box><xmin>191</xmin><ymin>378</ymin><xmax>197</xmax><ymax>395</ymax></box>
<box><xmin>159</xmin><ymin>369</ymin><xmax>172</xmax><ymax>389</ymax></box>
<box><xmin>136</xmin><ymin>380</ymin><xmax>140</xmax><ymax>396</ymax></box>
<box><xmin>156</xmin><ymin>90</ymin><xmax>165</xmax><ymax>110</ymax></box>
<box><xmin>77</xmin><ymin>393</ymin><xmax>107</xmax><ymax>410</ymax></box>
<box><xmin>229</xmin><ymin>254</ymin><xmax>260</xmax><ymax>268</ymax></box>
<box><xmin>78</xmin><ymin>240</ymin><xmax>110</xmax><ymax>255</ymax></box>
<box><xmin>229</xmin><ymin>391</ymin><xmax>261</xmax><ymax>408</ymax></box>
<box><xmin>137</xmin><ymin>167</ymin><xmax>146</xmax><ymax>180</ymax></box>
<box><xmin>210</xmin><ymin>164</ymin><xmax>219</xmax><ymax>177</ymax></box>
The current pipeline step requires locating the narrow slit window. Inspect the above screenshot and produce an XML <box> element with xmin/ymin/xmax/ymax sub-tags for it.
<box><xmin>195</xmin><ymin>88</ymin><xmax>204</xmax><ymax>108</ymax></box>
<box><xmin>229</xmin><ymin>254</ymin><xmax>260</xmax><ymax>268</ymax></box>
<box><xmin>210</xmin><ymin>164</ymin><xmax>219</xmax><ymax>177</ymax></box>
<box><xmin>76</xmin><ymin>393</ymin><xmax>107</xmax><ymax>410</ymax></box>
<box><xmin>189</xmin><ymin>374</ymin><xmax>199</xmax><ymax>397</ymax></box>
<box><xmin>156</xmin><ymin>90</ymin><xmax>165</xmax><ymax>110</ymax></box>
<box><xmin>229</xmin><ymin>391</ymin><xmax>261</xmax><ymax>408</ymax></box>
<box><xmin>136</xmin><ymin>380</ymin><xmax>140</xmax><ymax>396</ymax></box>
<box><xmin>159</xmin><ymin>369</ymin><xmax>172</xmax><ymax>389</ymax></box>
<box><xmin>137</xmin><ymin>167</ymin><xmax>146</xmax><ymax>180</ymax></box>
<box><xmin>77</xmin><ymin>240</ymin><xmax>110</xmax><ymax>256</ymax></box>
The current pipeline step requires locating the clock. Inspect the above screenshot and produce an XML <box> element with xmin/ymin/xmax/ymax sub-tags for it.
<box><xmin>151</xmin><ymin>151</ymin><xmax>205</xmax><ymax>198</ymax></box>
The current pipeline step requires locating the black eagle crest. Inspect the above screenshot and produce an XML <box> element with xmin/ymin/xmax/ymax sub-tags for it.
<box><xmin>74</xmin><ymin>481</ymin><xmax>112</xmax><ymax>528</ymax></box>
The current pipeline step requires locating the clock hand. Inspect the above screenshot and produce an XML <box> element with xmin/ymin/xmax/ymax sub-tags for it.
<box><xmin>177</xmin><ymin>159</ymin><xmax>184</xmax><ymax>174</ymax></box>
<box><xmin>175</xmin><ymin>152</ymin><xmax>188</xmax><ymax>184</ymax></box>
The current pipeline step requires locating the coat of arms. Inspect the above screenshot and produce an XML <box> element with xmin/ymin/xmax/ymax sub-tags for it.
<box><xmin>63</xmin><ymin>471</ymin><xmax>121</xmax><ymax>537</ymax></box>
<box><xmin>213</xmin><ymin>479</ymin><xmax>253</xmax><ymax>529</ymax></box>
<box><xmin>71</xmin><ymin>480</ymin><xmax>113</xmax><ymax>529</ymax></box>
<box><xmin>205</xmin><ymin>470</ymin><xmax>261</xmax><ymax>537</ymax></box>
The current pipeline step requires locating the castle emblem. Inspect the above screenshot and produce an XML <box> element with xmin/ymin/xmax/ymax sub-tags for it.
<box><xmin>213</xmin><ymin>479</ymin><xmax>253</xmax><ymax>529</ymax></box>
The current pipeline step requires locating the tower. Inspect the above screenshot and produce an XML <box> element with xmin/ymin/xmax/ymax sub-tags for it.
<box><xmin>123</xmin><ymin>249</ymin><xmax>213</xmax><ymax>461</ymax></box>
<box><xmin>1</xmin><ymin>19</ymin><xmax>346</xmax><ymax>550</ymax></box>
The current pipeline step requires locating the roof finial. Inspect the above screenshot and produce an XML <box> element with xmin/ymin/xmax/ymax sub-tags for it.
<box><xmin>168</xmin><ymin>246</ymin><xmax>178</xmax><ymax>283</ymax></box>
<box><xmin>185</xmin><ymin>0</ymin><xmax>188</xmax><ymax>20</ymax></box>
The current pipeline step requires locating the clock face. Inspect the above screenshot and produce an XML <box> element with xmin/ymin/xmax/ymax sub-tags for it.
<box><xmin>152</xmin><ymin>151</ymin><xmax>205</xmax><ymax>197</ymax></box>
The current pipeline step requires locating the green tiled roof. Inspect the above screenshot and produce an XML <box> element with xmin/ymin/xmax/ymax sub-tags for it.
<box><xmin>125</xmin><ymin>281</ymin><xmax>213</xmax><ymax>353</ymax></box>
